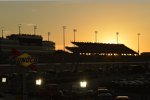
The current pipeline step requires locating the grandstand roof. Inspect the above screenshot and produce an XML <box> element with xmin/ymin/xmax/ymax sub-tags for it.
<box><xmin>66</xmin><ymin>42</ymin><xmax>138</xmax><ymax>55</ymax></box>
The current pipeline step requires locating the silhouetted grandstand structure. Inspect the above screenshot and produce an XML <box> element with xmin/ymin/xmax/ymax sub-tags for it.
<box><xmin>66</xmin><ymin>42</ymin><xmax>138</xmax><ymax>56</ymax></box>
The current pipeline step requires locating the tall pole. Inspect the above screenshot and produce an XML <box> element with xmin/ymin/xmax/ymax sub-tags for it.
<box><xmin>73</xmin><ymin>29</ymin><xmax>77</xmax><ymax>42</ymax></box>
<box><xmin>137</xmin><ymin>33</ymin><xmax>140</xmax><ymax>55</ymax></box>
<box><xmin>95</xmin><ymin>31</ymin><xmax>98</xmax><ymax>43</ymax></box>
<box><xmin>1</xmin><ymin>26</ymin><xmax>4</xmax><ymax>38</ymax></box>
<box><xmin>34</xmin><ymin>25</ymin><xmax>37</xmax><ymax>35</ymax></box>
<box><xmin>116</xmin><ymin>32</ymin><xmax>119</xmax><ymax>44</ymax></box>
<box><xmin>73</xmin><ymin>29</ymin><xmax>77</xmax><ymax>47</ymax></box>
<box><xmin>18</xmin><ymin>24</ymin><xmax>22</xmax><ymax>35</ymax></box>
<box><xmin>63</xmin><ymin>26</ymin><xmax>66</xmax><ymax>51</ymax></box>
<box><xmin>48</xmin><ymin>32</ymin><xmax>50</xmax><ymax>41</ymax></box>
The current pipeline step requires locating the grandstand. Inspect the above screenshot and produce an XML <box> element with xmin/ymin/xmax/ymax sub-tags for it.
<box><xmin>66</xmin><ymin>42</ymin><xmax>138</xmax><ymax>56</ymax></box>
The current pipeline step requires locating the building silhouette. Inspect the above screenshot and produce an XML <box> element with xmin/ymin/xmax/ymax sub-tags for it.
<box><xmin>66</xmin><ymin>42</ymin><xmax>138</xmax><ymax>56</ymax></box>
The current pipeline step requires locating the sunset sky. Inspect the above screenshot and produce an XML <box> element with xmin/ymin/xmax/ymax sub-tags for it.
<box><xmin>0</xmin><ymin>0</ymin><xmax>150</xmax><ymax>53</ymax></box>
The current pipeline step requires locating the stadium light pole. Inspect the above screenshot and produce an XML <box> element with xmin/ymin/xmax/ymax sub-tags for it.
<box><xmin>73</xmin><ymin>29</ymin><xmax>77</xmax><ymax>47</ymax></box>
<box><xmin>73</xmin><ymin>29</ymin><xmax>77</xmax><ymax>42</ymax></box>
<box><xmin>137</xmin><ymin>33</ymin><xmax>140</xmax><ymax>55</ymax></box>
<box><xmin>18</xmin><ymin>24</ymin><xmax>22</xmax><ymax>35</ymax></box>
<box><xmin>48</xmin><ymin>32</ymin><xmax>50</xmax><ymax>41</ymax></box>
<box><xmin>95</xmin><ymin>31</ymin><xmax>98</xmax><ymax>43</ymax></box>
<box><xmin>116</xmin><ymin>32</ymin><xmax>119</xmax><ymax>44</ymax></box>
<box><xmin>34</xmin><ymin>25</ymin><xmax>37</xmax><ymax>35</ymax></box>
<box><xmin>63</xmin><ymin>26</ymin><xmax>66</xmax><ymax>51</ymax></box>
<box><xmin>1</xmin><ymin>26</ymin><xmax>4</xmax><ymax>38</ymax></box>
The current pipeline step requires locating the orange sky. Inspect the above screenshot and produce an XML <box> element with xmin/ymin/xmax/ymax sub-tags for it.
<box><xmin>0</xmin><ymin>1</ymin><xmax>150</xmax><ymax>53</ymax></box>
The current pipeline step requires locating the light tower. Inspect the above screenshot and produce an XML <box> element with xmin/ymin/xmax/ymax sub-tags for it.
<box><xmin>48</xmin><ymin>32</ymin><xmax>50</xmax><ymax>41</ymax></box>
<box><xmin>95</xmin><ymin>31</ymin><xmax>98</xmax><ymax>43</ymax></box>
<box><xmin>18</xmin><ymin>24</ymin><xmax>22</xmax><ymax>35</ymax></box>
<box><xmin>116</xmin><ymin>32</ymin><xmax>119</xmax><ymax>44</ymax></box>
<box><xmin>63</xmin><ymin>26</ymin><xmax>66</xmax><ymax>51</ymax></box>
<box><xmin>1</xmin><ymin>26</ymin><xmax>4</xmax><ymax>38</ymax></box>
<box><xmin>73</xmin><ymin>29</ymin><xmax>77</xmax><ymax>47</ymax></box>
<box><xmin>73</xmin><ymin>29</ymin><xmax>77</xmax><ymax>42</ymax></box>
<box><xmin>34</xmin><ymin>25</ymin><xmax>37</xmax><ymax>35</ymax></box>
<box><xmin>137</xmin><ymin>33</ymin><xmax>140</xmax><ymax>55</ymax></box>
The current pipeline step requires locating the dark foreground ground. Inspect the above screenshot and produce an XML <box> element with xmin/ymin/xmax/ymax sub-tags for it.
<box><xmin>1</xmin><ymin>71</ymin><xmax>150</xmax><ymax>100</ymax></box>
